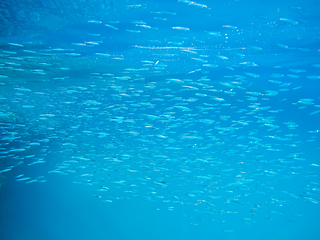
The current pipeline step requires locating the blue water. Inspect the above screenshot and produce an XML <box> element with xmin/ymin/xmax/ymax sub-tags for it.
<box><xmin>0</xmin><ymin>0</ymin><xmax>320</xmax><ymax>239</ymax></box>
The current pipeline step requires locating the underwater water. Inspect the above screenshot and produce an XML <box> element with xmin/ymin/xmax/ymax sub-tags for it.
<box><xmin>0</xmin><ymin>0</ymin><xmax>320</xmax><ymax>239</ymax></box>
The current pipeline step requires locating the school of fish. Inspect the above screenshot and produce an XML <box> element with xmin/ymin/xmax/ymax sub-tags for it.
<box><xmin>0</xmin><ymin>0</ymin><xmax>319</xmax><ymax>230</ymax></box>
